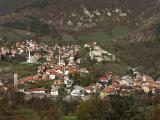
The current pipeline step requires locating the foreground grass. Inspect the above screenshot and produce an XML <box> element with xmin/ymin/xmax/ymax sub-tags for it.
<box><xmin>63</xmin><ymin>116</ymin><xmax>77</xmax><ymax>120</ymax></box>
<box><xmin>14</xmin><ymin>107</ymin><xmax>40</xmax><ymax>120</ymax></box>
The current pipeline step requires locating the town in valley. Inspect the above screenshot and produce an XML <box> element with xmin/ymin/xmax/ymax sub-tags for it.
<box><xmin>0</xmin><ymin>0</ymin><xmax>160</xmax><ymax>120</ymax></box>
<box><xmin>0</xmin><ymin>40</ymin><xmax>159</xmax><ymax>100</ymax></box>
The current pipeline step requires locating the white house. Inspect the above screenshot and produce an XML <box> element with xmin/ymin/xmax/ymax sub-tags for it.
<box><xmin>51</xmin><ymin>86</ymin><xmax>59</xmax><ymax>96</ymax></box>
<box><xmin>71</xmin><ymin>86</ymin><xmax>85</xmax><ymax>97</ymax></box>
<box><xmin>64</xmin><ymin>77</ymin><xmax>73</xmax><ymax>88</ymax></box>
<box><xmin>27</xmin><ymin>56</ymin><xmax>37</xmax><ymax>64</ymax></box>
<box><xmin>30</xmin><ymin>88</ymin><xmax>46</xmax><ymax>94</ymax></box>
<box><xmin>79</xmin><ymin>68</ymin><xmax>90</xmax><ymax>74</ymax></box>
<box><xmin>49</xmin><ymin>74</ymin><xmax>56</xmax><ymax>80</ymax></box>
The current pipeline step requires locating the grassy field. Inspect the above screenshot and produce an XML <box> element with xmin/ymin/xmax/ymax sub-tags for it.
<box><xmin>76</xmin><ymin>26</ymin><xmax>131</xmax><ymax>43</ymax></box>
<box><xmin>0</xmin><ymin>26</ymin><xmax>36</xmax><ymax>45</ymax></box>
<box><xmin>0</xmin><ymin>28</ymin><xmax>22</xmax><ymax>41</ymax></box>
<box><xmin>77</xmin><ymin>32</ymin><xmax>112</xmax><ymax>43</ymax></box>
<box><xmin>0</xmin><ymin>61</ymin><xmax>38</xmax><ymax>78</ymax></box>
<box><xmin>63</xmin><ymin>116</ymin><xmax>77</xmax><ymax>120</ymax></box>
<box><xmin>112</xmin><ymin>26</ymin><xmax>131</xmax><ymax>38</ymax></box>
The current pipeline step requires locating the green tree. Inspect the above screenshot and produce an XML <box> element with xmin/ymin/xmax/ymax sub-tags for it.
<box><xmin>110</xmin><ymin>95</ymin><xmax>146</xmax><ymax>120</ymax></box>
<box><xmin>76</xmin><ymin>97</ymin><xmax>112</xmax><ymax>120</ymax></box>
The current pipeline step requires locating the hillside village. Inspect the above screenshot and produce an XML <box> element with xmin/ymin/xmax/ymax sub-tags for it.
<box><xmin>0</xmin><ymin>40</ymin><xmax>160</xmax><ymax>101</ymax></box>
<box><xmin>0</xmin><ymin>1</ymin><xmax>160</xmax><ymax>120</ymax></box>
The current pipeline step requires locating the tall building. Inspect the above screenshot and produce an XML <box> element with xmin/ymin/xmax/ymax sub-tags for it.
<box><xmin>28</xmin><ymin>47</ymin><xmax>31</xmax><ymax>63</ymax></box>
<box><xmin>26</xmin><ymin>40</ymin><xmax>37</xmax><ymax>64</ymax></box>
<box><xmin>14</xmin><ymin>73</ymin><xmax>18</xmax><ymax>87</ymax></box>
<box><xmin>58</xmin><ymin>50</ymin><xmax>61</xmax><ymax>65</ymax></box>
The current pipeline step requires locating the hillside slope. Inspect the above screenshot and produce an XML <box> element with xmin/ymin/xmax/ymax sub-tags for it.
<box><xmin>0</xmin><ymin>0</ymin><xmax>158</xmax><ymax>32</ymax></box>
<box><xmin>0</xmin><ymin>0</ymin><xmax>160</xmax><ymax>43</ymax></box>
<box><xmin>0</xmin><ymin>0</ymin><xmax>36</xmax><ymax>15</ymax></box>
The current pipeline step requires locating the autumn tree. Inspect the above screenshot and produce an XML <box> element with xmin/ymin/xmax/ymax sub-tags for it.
<box><xmin>150</xmin><ymin>106</ymin><xmax>160</xmax><ymax>120</ymax></box>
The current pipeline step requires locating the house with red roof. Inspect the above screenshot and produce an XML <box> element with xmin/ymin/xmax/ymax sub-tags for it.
<box><xmin>10</xmin><ymin>49</ymin><xmax>17</xmax><ymax>57</ymax></box>
<box><xmin>100</xmin><ymin>86</ymin><xmax>116</xmax><ymax>99</ymax></box>
<box><xmin>85</xmin><ymin>85</ymin><xmax>96</xmax><ymax>94</ymax></box>
<box><xmin>19</xmin><ymin>75</ymin><xmax>42</xmax><ymax>84</ymax></box>
<box><xmin>29</xmin><ymin>88</ymin><xmax>47</xmax><ymax>94</ymax></box>
<box><xmin>53</xmin><ymin>80</ymin><xmax>64</xmax><ymax>87</ymax></box>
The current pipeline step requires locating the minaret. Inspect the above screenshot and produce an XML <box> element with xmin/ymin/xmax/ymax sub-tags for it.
<box><xmin>28</xmin><ymin>47</ymin><xmax>31</xmax><ymax>63</ymax></box>
<box><xmin>26</xmin><ymin>40</ymin><xmax>31</xmax><ymax>63</ymax></box>
<box><xmin>58</xmin><ymin>49</ymin><xmax>61</xmax><ymax>65</ymax></box>
<box><xmin>89</xmin><ymin>48</ymin><xmax>93</xmax><ymax>59</ymax></box>
<box><xmin>89</xmin><ymin>47</ymin><xmax>92</xmax><ymax>53</ymax></box>
<box><xmin>14</xmin><ymin>73</ymin><xmax>18</xmax><ymax>88</ymax></box>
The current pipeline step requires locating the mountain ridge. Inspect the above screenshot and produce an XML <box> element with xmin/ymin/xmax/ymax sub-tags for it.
<box><xmin>0</xmin><ymin>0</ymin><xmax>159</xmax><ymax>42</ymax></box>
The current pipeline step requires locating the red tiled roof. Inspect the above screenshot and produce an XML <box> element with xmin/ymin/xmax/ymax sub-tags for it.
<box><xmin>25</xmin><ymin>76</ymin><xmax>40</xmax><ymax>81</ymax></box>
<box><xmin>112</xmin><ymin>82</ymin><xmax>120</xmax><ymax>88</ymax></box>
<box><xmin>99</xmin><ymin>77</ymin><xmax>108</xmax><ymax>81</ymax></box>
<box><xmin>19</xmin><ymin>75</ymin><xmax>42</xmax><ymax>84</ymax></box>
<box><xmin>120</xmin><ymin>84</ymin><xmax>128</xmax><ymax>89</ymax></box>
<box><xmin>146</xmin><ymin>84</ymin><xmax>156</xmax><ymax>89</ymax></box>
<box><xmin>103</xmin><ymin>86</ymin><xmax>115</xmax><ymax>93</ymax></box>
<box><xmin>148</xmin><ymin>80</ymin><xmax>156</xmax><ymax>84</ymax></box>
<box><xmin>134</xmin><ymin>79</ymin><xmax>142</xmax><ymax>83</ymax></box>
<box><xmin>30</xmin><ymin>88</ymin><xmax>47</xmax><ymax>91</ymax></box>
<box><xmin>46</xmin><ymin>69</ymin><xmax>57</xmax><ymax>75</ymax></box>
<box><xmin>68</xmin><ymin>67</ymin><xmax>77</xmax><ymax>74</ymax></box>
<box><xmin>54</xmin><ymin>80</ymin><xmax>64</xmax><ymax>86</ymax></box>
<box><xmin>54</xmin><ymin>65</ymin><xmax>63</xmax><ymax>70</ymax></box>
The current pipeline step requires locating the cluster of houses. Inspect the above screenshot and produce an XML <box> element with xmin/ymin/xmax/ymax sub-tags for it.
<box><xmin>97</xmin><ymin>71</ymin><xmax>160</xmax><ymax>99</ymax></box>
<box><xmin>17</xmin><ymin>67</ymin><xmax>160</xmax><ymax>100</ymax></box>
<box><xmin>1</xmin><ymin>40</ymin><xmax>160</xmax><ymax>101</ymax></box>
<box><xmin>0</xmin><ymin>40</ymin><xmax>80</xmax><ymax>64</ymax></box>
<box><xmin>3</xmin><ymin>40</ymin><xmax>88</xmax><ymax>98</ymax></box>
<box><xmin>0</xmin><ymin>40</ymin><xmax>115</xmax><ymax>64</ymax></box>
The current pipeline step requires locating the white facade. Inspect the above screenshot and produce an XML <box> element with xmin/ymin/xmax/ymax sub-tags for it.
<box><xmin>51</xmin><ymin>90</ymin><xmax>59</xmax><ymax>96</ymax></box>
<box><xmin>51</xmin><ymin>86</ymin><xmax>59</xmax><ymax>96</ymax></box>
<box><xmin>31</xmin><ymin>91</ymin><xmax>46</xmax><ymax>94</ymax></box>
<box><xmin>49</xmin><ymin>74</ymin><xmax>56</xmax><ymax>80</ymax></box>
<box><xmin>27</xmin><ymin>56</ymin><xmax>37</xmax><ymax>63</ymax></box>
<box><xmin>71</xmin><ymin>89</ymin><xmax>82</xmax><ymax>96</ymax></box>
<box><xmin>71</xmin><ymin>86</ymin><xmax>85</xmax><ymax>97</ymax></box>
